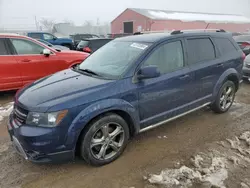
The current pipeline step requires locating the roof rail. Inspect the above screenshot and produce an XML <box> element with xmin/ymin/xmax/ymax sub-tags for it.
<box><xmin>142</xmin><ymin>30</ymin><xmax>171</xmax><ymax>34</ymax></box>
<box><xmin>171</xmin><ymin>29</ymin><xmax>226</xmax><ymax>35</ymax></box>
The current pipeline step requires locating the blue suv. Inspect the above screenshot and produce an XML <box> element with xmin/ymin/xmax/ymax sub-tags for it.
<box><xmin>8</xmin><ymin>29</ymin><xmax>244</xmax><ymax>166</ymax></box>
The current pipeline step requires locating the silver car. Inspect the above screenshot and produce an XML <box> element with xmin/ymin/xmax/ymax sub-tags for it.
<box><xmin>243</xmin><ymin>54</ymin><xmax>250</xmax><ymax>81</ymax></box>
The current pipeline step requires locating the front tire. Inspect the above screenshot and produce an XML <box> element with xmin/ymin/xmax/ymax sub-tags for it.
<box><xmin>211</xmin><ymin>80</ymin><xmax>236</xmax><ymax>113</ymax></box>
<box><xmin>80</xmin><ymin>113</ymin><xmax>129</xmax><ymax>166</ymax></box>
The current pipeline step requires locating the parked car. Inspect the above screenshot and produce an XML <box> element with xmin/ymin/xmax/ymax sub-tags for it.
<box><xmin>8</xmin><ymin>30</ymin><xmax>243</xmax><ymax>166</ymax></box>
<box><xmin>243</xmin><ymin>54</ymin><xmax>250</xmax><ymax>81</ymax></box>
<box><xmin>0</xmin><ymin>33</ymin><xmax>89</xmax><ymax>91</ymax></box>
<box><xmin>70</xmin><ymin>34</ymin><xmax>100</xmax><ymax>48</ymax></box>
<box><xmin>233</xmin><ymin>35</ymin><xmax>250</xmax><ymax>56</ymax></box>
<box><xmin>27</xmin><ymin>32</ymin><xmax>74</xmax><ymax>50</ymax></box>
<box><xmin>76</xmin><ymin>38</ymin><xmax>113</xmax><ymax>53</ymax></box>
<box><xmin>36</xmin><ymin>39</ymin><xmax>70</xmax><ymax>51</ymax></box>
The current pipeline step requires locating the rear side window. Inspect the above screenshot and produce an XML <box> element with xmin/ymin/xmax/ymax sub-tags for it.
<box><xmin>187</xmin><ymin>38</ymin><xmax>216</xmax><ymax>65</ymax></box>
<box><xmin>77</xmin><ymin>40</ymin><xmax>89</xmax><ymax>48</ymax></box>
<box><xmin>0</xmin><ymin>39</ymin><xmax>9</xmax><ymax>55</ymax></box>
<box><xmin>29</xmin><ymin>33</ymin><xmax>42</xmax><ymax>39</ymax></box>
<box><xmin>90</xmin><ymin>40</ymin><xmax>111</xmax><ymax>50</ymax></box>
<box><xmin>214</xmin><ymin>38</ymin><xmax>237</xmax><ymax>55</ymax></box>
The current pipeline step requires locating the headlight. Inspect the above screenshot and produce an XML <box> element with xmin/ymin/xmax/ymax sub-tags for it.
<box><xmin>26</xmin><ymin>110</ymin><xmax>68</xmax><ymax>127</ymax></box>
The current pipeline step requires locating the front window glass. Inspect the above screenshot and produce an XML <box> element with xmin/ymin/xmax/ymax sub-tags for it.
<box><xmin>79</xmin><ymin>41</ymin><xmax>150</xmax><ymax>79</ymax></box>
<box><xmin>143</xmin><ymin>41</ymin><xmax>184</xmax><ymax>74</ymax></box>
<box><xmin>43</xmin><ymin>34</ymin><xmax>54</xmax><ymax>40</ymax></box>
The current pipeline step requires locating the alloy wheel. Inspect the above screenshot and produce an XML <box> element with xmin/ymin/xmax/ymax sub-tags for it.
<box><xmin>219</xmin><ymin>85</ymin><xmax>234</xmax><ymax>110</ymax></box>
<box><xmin>90</xmin><ymin>122</ymin><xmax>125</xmax><ymax>160</ymax></box>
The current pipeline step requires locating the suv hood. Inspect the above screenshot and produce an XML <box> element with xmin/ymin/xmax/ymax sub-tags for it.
<box><xmin>17</xmin><ymin>69</ymin><xmax>115</xmax><ymax>112</ymax></box>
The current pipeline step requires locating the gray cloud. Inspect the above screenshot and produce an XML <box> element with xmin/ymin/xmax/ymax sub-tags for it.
<box><xmin>1</xmin><ymin>0</ymin><xmax>249</xmax><ymax>29</ymax></box>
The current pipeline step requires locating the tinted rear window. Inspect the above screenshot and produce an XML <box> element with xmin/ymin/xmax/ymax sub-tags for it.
<box><xmin>90</xmin><ymin>40</ymin><xmax>112</xmax><ymax>50</ymax></box>
<box><xmin>214</xmin><ymin>38</ymin><xmax>237</xmax><ymax>54</ymax></box>
<box><xmin>29</xmin><ymin>33</ymin><xmax>42</xmax><ymax>39</ymax></box>
<box><xmin>77</xmin><ymin>40</ymin><xmax>89</xmax><ymax>48</ymax></box>
<box><xmin>0</xmin><ymin>39</ymin><xmax>9</xmax><ymax>55</ymax></box>
<box><xmin>187</xmin><ymin>38</ymin><xmax>216</xmax><ymax>65</ymax></box>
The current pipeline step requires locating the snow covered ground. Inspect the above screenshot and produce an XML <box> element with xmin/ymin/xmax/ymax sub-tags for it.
<box><xmin>146</xmin><ymin>131</ymin><xmax>250</xmax><ymax>188</ymax></box>
<box><xmin>0</xmin><ymin>102</ymin><xmax>13</xmax><ymax>123</ymax></box>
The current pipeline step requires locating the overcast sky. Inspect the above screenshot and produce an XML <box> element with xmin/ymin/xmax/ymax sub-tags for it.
<box><xmin>0</xmin><ymin>0</ymin><xmax>250</xmax><ymax>29</ymax></box>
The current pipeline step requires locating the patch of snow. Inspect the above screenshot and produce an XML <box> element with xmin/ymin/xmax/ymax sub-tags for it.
<box><xmin>0</xmin><ymin>102</ymin><xmax>14</xmax><ymax>122</ymax></box>
<box><xmin>148</xmin><ymin>156</ymin><xmax>228</xmax><ymax>188</ymax></box>
<box><xmin>0</xmin><ymin>143</ymin><xmax>9</xmax><ymax>153</ymax></box>
<box><xmin>241</xmin><ymin>182</ymin><xmax>250</xmax><ymax>188</ymax></box>
<box><xmin>239</xmin><ymin>132</ymin><xmax>250</xmax><ymax>146</ymax></box>
<box><xmin>230</xmin><ymin>102</ymin><xmax>250</xmax><ymax>118</ymax></box>
<box><xmin>147</xmin><ymin>10</ymin><xmax>250</xmax><ymax>23</ymax></box>
<box><xmin>147</xmin><ymin>131</ymin><xmax>250</xmax><ymax>188</ymax></box>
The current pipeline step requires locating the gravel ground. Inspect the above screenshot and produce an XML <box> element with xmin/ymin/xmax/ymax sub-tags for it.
<box><xmin>0</xmin><ymin>83</ymin><xmax>250</xmax><ymax>188</ymax></box>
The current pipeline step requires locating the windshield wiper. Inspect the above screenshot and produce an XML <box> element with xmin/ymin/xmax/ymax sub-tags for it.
<box><xmin>78</xmin><ymin>68</ymin><xmax>100</xmax><ymax>76</ymax></box>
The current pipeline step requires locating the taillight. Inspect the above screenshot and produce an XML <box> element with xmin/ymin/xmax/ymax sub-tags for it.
<box><xmin>242</xmin><ymin>52</ymin><xmax>246</xmax><ymax>60</ymax></box>
<box><xmin>83</xmin><ymin>47</ymin><xmax>92</xmax><ymax>53</ymax></box>
<box><xmin>241</xmin><ymin>42</ymin><xmax>250</xmax><ymax>47</ymax></box>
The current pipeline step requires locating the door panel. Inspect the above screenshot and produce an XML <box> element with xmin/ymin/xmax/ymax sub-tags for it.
<box><xmin>9</xmin><ymin>38</ymin><xmax>64</xmax><ymax>85</ymax></box>
<box><xmin>0</xmin><ymin>56</ymin><xmax>22</xmax><ymax>90</ymax></box>
<box><xmin>0</xmin><ymin>38</ymin><xmax>22</xmax><ymax>91</ymax></box>
<box><xmin>138</xmin><ymin>67</ymin><xmax>194</xmax><ymax>128</ymax></box>
<box><xmin>185</xmin><ymin>37</ymin><xmax>220</xmax><ymax>102</ymax></box>
<box><xmin>137</xmin><ymin>40</ymin><xmax>196</xmax><ymax>129</ymax></box>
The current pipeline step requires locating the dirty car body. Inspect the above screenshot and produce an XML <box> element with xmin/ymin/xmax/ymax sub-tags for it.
<box><xmin>8</xmin><ymin>30</ymin><xmax>244</xmax><ymax>165</ymax></box>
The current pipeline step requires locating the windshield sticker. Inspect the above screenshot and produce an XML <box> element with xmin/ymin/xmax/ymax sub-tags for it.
<box><xmin>130</xmin><ymin>43</ymin><xmax>148</xmax><ymax>50</ymax></box>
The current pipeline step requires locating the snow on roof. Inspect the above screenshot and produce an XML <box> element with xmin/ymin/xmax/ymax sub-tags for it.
<box><xmin>129</xmin><ymin>8</ymin><xmax>250</xmax><ymax>24</ymax></box>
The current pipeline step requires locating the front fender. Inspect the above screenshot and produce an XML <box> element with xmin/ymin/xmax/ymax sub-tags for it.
<box><xmin>212</xmin><ymin>68</ymin><xmax>239</xmax><ymax>99</ymax></box>
<box><xmin>65</xmin><ymin>99</ymin><xmax>139</xmax><ymax>147</ymax></box>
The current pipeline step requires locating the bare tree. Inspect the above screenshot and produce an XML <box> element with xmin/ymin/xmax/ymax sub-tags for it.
<box><xmin>63</xmin><ymin>19</ymin><xmax>75</xmax><ymax>26</ymax></box>
<box><xmin>39</xmin><ymin>18</ymin><xmax>56</xmax><ymax>32</ymax></box>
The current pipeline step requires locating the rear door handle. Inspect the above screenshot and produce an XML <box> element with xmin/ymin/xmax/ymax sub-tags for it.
<box><xmin>216</xmin><ymin>63</ymin><xmax>223</xmax><ymax>67</ymax></box>
<box><xmin>21</xmin><ymin>59</ymin><xmax>31</xmax><ymax>62</ymax></box>
<box><xmin>179</xmin><ymin>74</ymin><xmax>190</xmax><ymax>80</ymax></box>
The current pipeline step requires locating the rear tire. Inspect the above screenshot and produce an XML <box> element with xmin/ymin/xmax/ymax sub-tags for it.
<box><xmin>80</xmin><ymin>113</ymin><xmax>129</xmax><ymax>166</ymax></box>
<box><xmin>211</xmin><ymin>80</ymin><xmax>236</xmax><ymax>113</ymax></box>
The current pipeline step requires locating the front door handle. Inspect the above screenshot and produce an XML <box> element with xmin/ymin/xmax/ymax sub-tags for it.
<box><xmin>179</xmin><ymin>74</ymin><xmax>190</xmax><ymax>80</ymax></box>
<box><xmin>22</xmin><ymin>59</ymin><xmax>31</xmax><ymax>62</ymax></box>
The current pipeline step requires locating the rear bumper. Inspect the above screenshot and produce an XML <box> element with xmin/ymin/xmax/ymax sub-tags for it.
<box><xmin>243</xmin><ymin>67</ymin><xmax>250</xmax><ymax>79</ymax></box>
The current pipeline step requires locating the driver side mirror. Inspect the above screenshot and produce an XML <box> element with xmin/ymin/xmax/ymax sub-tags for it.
<box><xmin>137</xmin><ymin>66</ymin><xmax>160</xmax><ymax>80</ymax></box>
<box><xmin>42</xmin><ymin>49</ymin><xmax>51</xmax><ymax>56</ymax></box>
<box><xmin>53</xmin><ymin>37</ymin><xmax>57</xmax><ymax>40</ymax></box>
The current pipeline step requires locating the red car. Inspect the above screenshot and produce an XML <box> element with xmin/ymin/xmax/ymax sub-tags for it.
<box><xmin>0</xmin><ymin>33</ymin><xmax>89</xmax><ymax>91</ymax></box>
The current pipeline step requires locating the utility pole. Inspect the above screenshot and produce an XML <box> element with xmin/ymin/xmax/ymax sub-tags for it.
<box><xmin>34</xmin><ymin>16</ymin><xmax>39</xmax><ymax>31</ymax></box>
<box><xmin>96</xmin><ymin>18</ymin><xmax>100</xmax><ymax>35</ymax></box>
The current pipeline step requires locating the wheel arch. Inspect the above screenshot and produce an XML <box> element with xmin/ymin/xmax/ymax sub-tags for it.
<box><xmin>212</xmin><ymin>68</ymin><xmax>240</xmax><ymax>99</ymax></box>
<box><xmin>70</xmin><ymin>99</ymin><xmax>140</xmax><ymax>154</ymax></box>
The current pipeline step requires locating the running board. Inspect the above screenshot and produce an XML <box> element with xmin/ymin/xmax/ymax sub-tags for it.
<box><xmin>139</xmin><ymin>102</ymin><xmax>211</xmax><ymax>133</ymax></box>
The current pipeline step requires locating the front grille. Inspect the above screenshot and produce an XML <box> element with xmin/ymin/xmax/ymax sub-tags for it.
<box><xmin>13</xmin><ymin>105</ymin><xmax>28</xmax><ymax>126</ymax></box>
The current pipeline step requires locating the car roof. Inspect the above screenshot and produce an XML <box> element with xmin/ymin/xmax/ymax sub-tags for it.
<box><xmin>0</xmin><ymin>33</ymin><xmax>21</xmax><ymax>37</ymax></box>
<box><xmin>115</xmin><ymin>32</ymin><xmax>232</xmax><ymax>43</ymax></box>
<box><xmin>81</xmin><ymin>38</ymin><xmax>112</xmax><ymax>41</ymax></box>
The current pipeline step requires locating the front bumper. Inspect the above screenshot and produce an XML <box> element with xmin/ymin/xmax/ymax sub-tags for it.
<box><xmin>7</xmin><ymin>114</ymin><xmax>75</xmax><ymax>164</ymax></box>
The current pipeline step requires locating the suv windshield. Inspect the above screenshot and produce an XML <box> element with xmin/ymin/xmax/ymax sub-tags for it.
<box><xmin>78</xmin><ymin>41</ymin><xmax>150</xmax><ymax>79</ymax></box>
